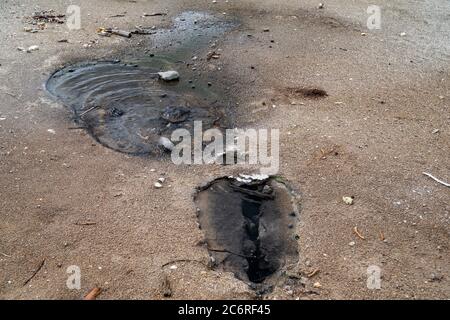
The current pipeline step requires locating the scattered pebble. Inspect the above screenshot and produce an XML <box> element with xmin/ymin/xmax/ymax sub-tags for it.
<box><xmin>154</xmin><ymin>182</ymin><xmax>163</xmax><ymax>189</ymax></box>
<box><xmin>158</xmin><ymin>70</ymin><xmax>180</xmax><ymax>81</ymax></box>
<box><xmin>47</xmin><ymin>129</ymin><xmax>56</xmax><ymax>134</ymax></box>
<box><xmin>313</xmin><ymin>282</ymin><xmax>322</xmax><ymax>288</ymax></box>
<box><xmin>349</xmin><ymin>241</ymin><xmax>356</xmax><ymax>247</ymax></box>
<box><xmin>318</xmin><ymin>3</ymin><xmax>324</xmax><ymax>9</ymax></box>
<box><xmin>342</xmin><ymin>196</ymin><xmax>354</xmax><ymax>205</ymax></box>
<box><xmin>27</xmin><ymin>45</ymin><xmax>39</xmax><ymax>52</ymax></box>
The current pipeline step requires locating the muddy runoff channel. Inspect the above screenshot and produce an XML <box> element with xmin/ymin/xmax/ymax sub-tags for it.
<box><xmin>46</xmin><ymin>11</ymin><xmax>299</xmax><ymax>292</ymax></box>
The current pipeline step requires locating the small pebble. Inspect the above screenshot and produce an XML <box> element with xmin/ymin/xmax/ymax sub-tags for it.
<box><xmin>27</xmin><ymin>45</ymin><xmax>39</xmax><ymax>52</ymax></box>
<box><xmin>158</xmin><ymin>70</ymin><xmax>180</xmax><ymax>81</ymax></box>
<box><xmin>154</xmin><ymin>182</ymin><xmax>163</xmax><ymax>189</ymax></box>
<box><xmin>342</xmin><ymin>196</ymin><xmax>354</xmax><ymax>205</ymax></box>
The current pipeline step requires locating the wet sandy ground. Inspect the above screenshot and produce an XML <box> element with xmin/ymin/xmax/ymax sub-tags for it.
<box><xmin>0</xmin><ymin>0</ymin><xmax>449</xmax><ymax>299</ymax></box>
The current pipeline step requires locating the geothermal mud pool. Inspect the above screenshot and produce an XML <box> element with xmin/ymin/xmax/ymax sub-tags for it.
<box><xmin>195</xmin><ymin>175</ymin><xmax>299</xmax><ymax>291</ymax></box>
<box><xmin>45</xmin><ymin>11</ymin><xmax>235</xmax><ymax>155</ymax></box>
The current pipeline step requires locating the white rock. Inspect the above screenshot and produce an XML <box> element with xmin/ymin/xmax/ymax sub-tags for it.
<box><xmin>158</xmin><ymin>136</ymin><xmax>174</xmax><ymax>151</ymax></box>
<box><xmin>349</xmin><ymin>241</ymin><xmax>356</xmax><ymax>247</ymax></box>
<box><xmin>154</xmin><ymin>182</ymin><xmax>163</xmax><ymax>189</ymax></box>
<box><xmin>27</xmin><ymin>45</ymin><xmax>39</xmax><ymax>52</ymax></box>
<box><xmin>158</xmin><ymin>177</ymin><xmax>165</xmax><ymax>183</ymax></box>
<box><xmin>342</xmin><ymin>196</ymin><xmax>354</xmax><ymax>205</ymax></box>
<box><xmin>158</xmin><ymin>70</ymin><xmax>180</xmax><ymax>81</ymax></box>
<box><xmin>47</xmin><ymin>129</ymin><xmax>56</xmax><ymax>134</ymax></box>
<box><xmin>169</xmin><ymin>265</ymin><xmax>177</xmax><ymax>270</ymax></box>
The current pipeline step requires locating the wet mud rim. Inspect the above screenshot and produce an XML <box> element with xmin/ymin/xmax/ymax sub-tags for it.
<box><xmin>194</xmin><ymin>174</ymin><xmax>300</xmax><ymax>293</ymax></box>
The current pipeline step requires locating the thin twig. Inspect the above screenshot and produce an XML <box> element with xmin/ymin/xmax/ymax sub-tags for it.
<box><xmin>208</xmin><ymin>247</ymin><xmax>253</xmax><ymax>259</ymax></box>
<box><xmin>1</xmin><ymin>252</ymin><xmax>12</xmax><ymax>258</ymax></box>
<box><xmin>23</xmin><ymin>259</ymin><xmax>45</xmax><ymax>286</ymax></box>
<box><xmin>353</xmin><ymin>226</ymin><xmax>365</xmax><ymax>240</ymax></box>
<box><xmin>423</xmin><ymin>172</ymin><xmax>450</xmax><ymax>188</ymax></box>
<box><xmin>84</xmin><ymin>287</ymin><xmax>102</xmax><ymax>300</ymax></box>
<box><xmin>161</xmin><ymin>259</ymin><xmax>209</xmax><ymax>269</ymax></box>
<box><xmin>78</xmin><ymin>106</ymin><xmax>98</xmax><ymax>117</ymax></box>
<box><xmin>74</xmin><ymin>222</ymin><xmax>97</xmax><ymax>226</ymax></box>
<box><xmin>2</xmin><ymin>92</ymin><xmax>21</xmax><ymax>101</ymax></box>
<box><xmin>307</xmin><ymin>268</ymin><xmax>320</xmax><ymax>278</ymax></box>
<box><xmin>143</xmin><ymin>12</ymin><xmax>167</xmax><ymax>17</ymax></box>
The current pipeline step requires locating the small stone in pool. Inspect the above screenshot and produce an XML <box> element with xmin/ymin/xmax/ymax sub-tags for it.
<box><xmin>158</xmin><ymin>70</ymin><xmax>180</xmax><ymax>81</ymax></box>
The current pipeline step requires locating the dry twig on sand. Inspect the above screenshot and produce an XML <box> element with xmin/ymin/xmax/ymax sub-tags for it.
<box><xmin>353</xmin><ymin>226</ymin><xmax>365</xmax><ymax>240</ymax></box>
<box><xmin>423</xmin><ymin>172</ymin><xmax>450</xmax><ymax>188</ymax></box>
<box><xmin>161</xmin><ymin>259</ymin><xmax>209</xmax><ymax>269</ymax></box>
<box><xmin>84</xmin><ymin>287</ymin><xmax>102</xmax><ymax>300</ymax></box>
<box><xmin>307</xmin><ymin>268</ymin><xmax>320</xmax><ymax>278</ymax></box>
<box><xmin>23</xmin><ymin>259</ymin><xmax>45</xmax><ymax>286</ymax></box>
<box><xmin>74</xmin><ymin>221</ymin><xmax>97</xmax><ymax>226</ymax></box>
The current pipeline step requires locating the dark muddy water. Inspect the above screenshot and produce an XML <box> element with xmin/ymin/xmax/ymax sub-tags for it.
<box><xmin>195</xmin><ymin>176</ymin><xmax>299</xmax><ymax>290</ymax></box>
<box><xmin>46</xmin><ymin>11</ymin><xmax>235</xmax><ymax>155</ymax></box>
